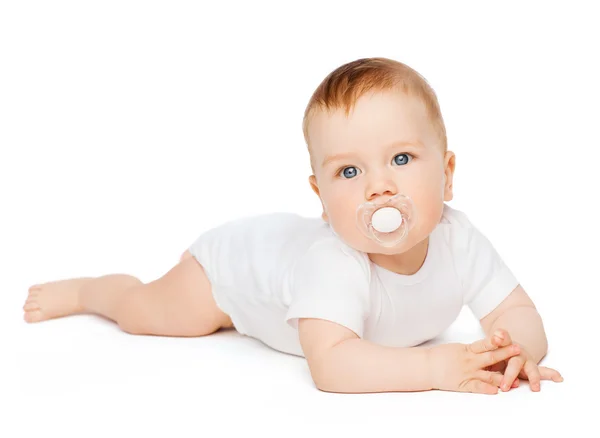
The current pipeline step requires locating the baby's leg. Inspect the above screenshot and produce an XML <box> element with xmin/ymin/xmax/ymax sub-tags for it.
<box><xmin>23</xmin><ymin>254</ymin><xmax>234</xmax><ymax>337</ymax></box>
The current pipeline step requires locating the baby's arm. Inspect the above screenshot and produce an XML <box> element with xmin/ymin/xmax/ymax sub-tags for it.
<box><xmin>480</xmin><ymin>284</ymin><xmax>548</xmax><ymax>364</ymax></box>
<box><xmin>298</xmin><ymin>318</ymin><xmax>432</xmax><ymax>393</ymax></box>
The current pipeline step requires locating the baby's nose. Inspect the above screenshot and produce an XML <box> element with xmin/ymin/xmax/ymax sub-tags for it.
<box><xmin>367</xmin><ymin>188</ymin><xmax>397</xmax><ymax>204</ymax></box>
<box><xmin>366</xmin><ymin>173</ymin><xmax>398</xmax><ymax>202</ymax></box>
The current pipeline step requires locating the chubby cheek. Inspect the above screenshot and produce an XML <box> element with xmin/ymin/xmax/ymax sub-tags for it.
<box><xmin>322</xmin><ymin>196</ymin><xmax>366</xmax><ymax>247</ymax></box>
<box><xmin>411</xmin><ymin>189</ymin><xmax>445</xmax><ymax>237</ymax></box>
<box><xmin>327</xmin><ymin>198</ymin><xmax>359</xmax><ymax>234</ymax></box>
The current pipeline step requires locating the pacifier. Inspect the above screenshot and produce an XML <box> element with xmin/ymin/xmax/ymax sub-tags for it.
<box><xmin>356</xmin><ymin>194</ymin><xmax>417</xmax><ymax>247</ymax></box>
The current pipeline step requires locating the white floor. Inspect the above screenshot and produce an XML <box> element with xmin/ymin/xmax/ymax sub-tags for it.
<box><xmin>7</xmin><ymin>299</ymin><xmax>586</xmax><ymax>437</ymax></box>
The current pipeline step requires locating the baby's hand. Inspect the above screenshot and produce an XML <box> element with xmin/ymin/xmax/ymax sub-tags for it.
<box><xmin>429</xmin><ymin>331</ymin><xmax>522</xmax><ymax>395</ymax></box>
<box><xmin>484</xmin><ymin>329</ymin><xmax>564</xmax><ymax>392</ymax></box>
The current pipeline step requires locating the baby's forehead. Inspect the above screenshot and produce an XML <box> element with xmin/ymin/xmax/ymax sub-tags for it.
<box><xmin>313</xmin><ymin>90</ymin><xmax>430</xmax><ymax>131</ymax></box>
<box><xmin>309</xmin><ymin>103</ymin><xmax>434</xmax><ymax>155</ymax></box>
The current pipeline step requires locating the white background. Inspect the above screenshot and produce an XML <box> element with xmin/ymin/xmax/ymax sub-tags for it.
<box><xmin>1</xmin><ymin>0</ymin><xmax>598</xmax><ymax>436</ymax></box>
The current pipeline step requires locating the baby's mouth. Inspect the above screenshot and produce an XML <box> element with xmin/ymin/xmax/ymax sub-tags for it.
<box><xmin>356</xmin><ymin>194</ymin><xmax>417</xmax><ymax>247</ymax></box>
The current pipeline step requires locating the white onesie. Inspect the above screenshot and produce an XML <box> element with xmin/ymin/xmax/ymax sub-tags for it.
<box><xmin>187</xmin><ymin>204</ymin><xmax>519</xmax><ymax>357</ymax></box>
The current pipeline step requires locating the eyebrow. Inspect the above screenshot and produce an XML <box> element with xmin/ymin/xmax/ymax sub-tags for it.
<box><xmin>321</xmin><ymin>140</ymin><xmax>424</xmax><ymax>168</ymax></box>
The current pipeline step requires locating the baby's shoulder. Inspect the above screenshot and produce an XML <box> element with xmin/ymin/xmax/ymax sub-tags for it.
<box><xmin>437</xmin><ymin>204</ymin><xmax>494</xmax><ymax>255</ymax></box>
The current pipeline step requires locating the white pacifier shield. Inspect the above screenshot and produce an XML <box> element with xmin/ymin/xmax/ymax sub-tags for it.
<box><xmin>371</xmin><ymin>207</ymin><xmax>403</xmax><ymax>233</ymax></box>
<box><xmin>355</xmin><ymin>193</ymin><xmax>416</xmax><ymax>247</ymax></box>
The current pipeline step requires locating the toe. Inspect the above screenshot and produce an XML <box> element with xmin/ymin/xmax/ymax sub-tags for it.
<box><xmin>24</xmin><ymin>310</ymin><xmax>44</xmax><ymax>323</ymax></box>
<box><xmin>26</xmin><ymin>293</ymin><xmax>38</xmax><ymax>301</ymax></box>
<box><xmin>23</xmin><ymin>302</ymin><xmax>40</xmax><ymax>311</ymax></box>
<box><xmin>28</xmin><ymin>285</ymin><xmax>42</xmax><ymax>292</ymax></box>
<box><xmin>26</xmin><ymin>292</ymin><xmax>40</xmax><ymax>302</ymax></box>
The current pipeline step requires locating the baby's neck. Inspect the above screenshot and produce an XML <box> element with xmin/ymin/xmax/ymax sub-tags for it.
<box><xmin>368</xmin><ymin>236</ymin><xmax>429</xmax><ymax>275</ymax></box>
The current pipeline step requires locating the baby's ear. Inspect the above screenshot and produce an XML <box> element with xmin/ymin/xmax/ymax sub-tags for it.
<box><xmin>443</xmin><ymin>151</ymin><xmax>456</xmax><ymax>201</ymax></box>
<box><xmin>308</xmin><ymin>175</ymin><xmax>320</xmax><ymax>196</ymax></box>
<box><xmin>308</xmin><ymin>175</ymin><xmax>329</xmax><ymax>222</ymax></box>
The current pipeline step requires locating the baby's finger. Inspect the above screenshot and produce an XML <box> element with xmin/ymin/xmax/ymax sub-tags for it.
<box><xmin>470</xmin><ymin>330</ymin><xmax>509</xmax><ymax>354</ymax></box>
<box><xmin>469</xmin><ymin>379</ymin><xmax>499</xmax><ymax>395</ymax></box>
<box><xmin>492</xmin><ymin>329</ymin><xmax>513</xmax><ymax>347</ymax></box>
<box><xmin>501</xmin><ymin>356</ymin><xmax>524</xmax><ymax>391</ymax></box>
<box><xmin>539</xmin><ymin>366</ymin><xmax>564</xmax><ymax>382</ymax></box>
<box><xmin>475</xmin><ymin>370</ymin><xmax>504</xmax><ymax>388</ymax></box>
<box><xmin>496</xmin><ymin>371</ymin><xmax>519</xmax><ymax>388</ymax></box>
<box><xmin>524</xmin><ymin>360</ymin><xmax>542</xmax><ymax>392</ymax></box>
<box><xmin>480</xmin><ymin>344</ymin><xmax>521</xmax><ymax>368</ymax></box>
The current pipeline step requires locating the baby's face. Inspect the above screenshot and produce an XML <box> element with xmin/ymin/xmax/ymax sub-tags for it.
<box><xmin>308</xmin><ymin>89</ymin><xmax>455</xmax><ymax>255</ymax></box>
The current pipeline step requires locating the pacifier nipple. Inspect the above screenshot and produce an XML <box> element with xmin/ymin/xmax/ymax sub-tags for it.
<box><xmin>355</xmin><ymin>194</ymin><xmax>417</xmax><ymax>247</ymax></box>
<box><xmin>371</xmin><ymin>207</ymin><xmax>403</xmax><ymax>233</ymax></box>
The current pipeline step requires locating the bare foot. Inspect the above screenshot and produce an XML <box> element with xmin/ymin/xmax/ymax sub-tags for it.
<box><xmin>23</xmin><ymin>277</ymin><xmax>95</xmax><ymax>323</ymax></box>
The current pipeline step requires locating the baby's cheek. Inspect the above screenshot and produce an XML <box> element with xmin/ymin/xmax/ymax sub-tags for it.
<box><xmin>402</xmin><ymin>180</ymin><xmax>435</xmax><ymax>213</ymax></box>
<box><xmin>326</xmin><ymin>201</ymin><xmax>353</xmax><ymax>230</ymax></box>
<box><xmin>332</xmin><ymin>205</ymin><xmax>368</xmax><ymax>246</ymax></box>
<box><xmin>415</xmin><ymin>197</ymin><xmax>444</xmax><ymax>231</ymax></box>
<box><xmin>337</xmin><ymin>209</ymin><xmax>360</xmax><ymax>235</ymax></box>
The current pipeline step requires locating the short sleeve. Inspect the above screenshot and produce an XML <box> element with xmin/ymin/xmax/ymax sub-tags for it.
<box><xmin>285</xmin><ymin>242</ymin><xmax>371</xmax><ymax>338</ymax></box>
<box><xmin>455</xmin><ymin>221</ymin><xmax>519</xmax><ymax>320</ymax></box>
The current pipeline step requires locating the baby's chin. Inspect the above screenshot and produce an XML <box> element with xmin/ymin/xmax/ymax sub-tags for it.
<box><xmin>331</xmin><ymin>220</ymin><xmax>432</xmax><ymax>255</ymax></box>
<box><xmin>344</xmin><ymin>233</ymin><xmax>421</xmax><ymax>255</ymax></box>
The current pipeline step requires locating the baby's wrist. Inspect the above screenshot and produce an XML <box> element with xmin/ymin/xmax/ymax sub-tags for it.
<box><xmin>425</xmin><ymin>345</ymin><xmax>438</xmax><ymax>390</ymax></box>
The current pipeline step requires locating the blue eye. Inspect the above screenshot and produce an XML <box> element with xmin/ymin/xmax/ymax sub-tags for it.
<box><xmin>339</xmin><ymin>166</ymin><xmax>360</xmax><ymax>179</ymax></box>
<box><xmin>394</xmin><ymin>153</ymin><xmax>412</xmax><ymax>165</ymax></box>
<box><xmin>337</xmin><ymin>153</ymin><xmax>413</xmax><ymax>179</ymax></box>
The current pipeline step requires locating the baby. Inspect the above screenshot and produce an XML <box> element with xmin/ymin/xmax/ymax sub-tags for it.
<box><xmin>23</xmin><ymin>57</ymin><xmax>563</xmax><ymax>395</ymax></box>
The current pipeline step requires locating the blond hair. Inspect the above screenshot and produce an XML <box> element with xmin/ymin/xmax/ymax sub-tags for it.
<box><xmin>302</xmin><ymin>57</ymin><xmax>447</xmax><ymax>170</ymax></box>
